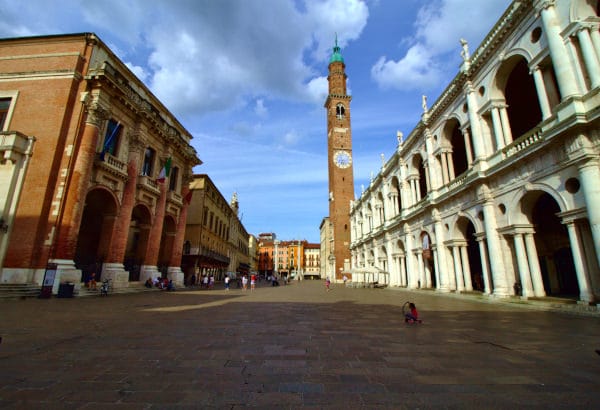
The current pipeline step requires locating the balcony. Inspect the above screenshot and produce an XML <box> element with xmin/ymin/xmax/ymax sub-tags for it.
<box><xmin>95</xmin><ymin>153</ymin><xmax>127</xmax><ymax>180</ymax></box>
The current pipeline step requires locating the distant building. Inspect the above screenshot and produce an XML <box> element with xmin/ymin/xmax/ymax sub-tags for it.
<box><xmin>183</xmin><ymin>175</ymin><xmax>249</xmax><ymax>282</ymax></box>
<box><xmin>304</xmin><ymin>243</ymin><xmax>320</xmax><ymax>278</ymax></box>
<box><xmin>257</xmin><ymin>236</ymin><xmax>320</xmax><ymax>279</ymax></box>
<box><xmin>0</xmin><ymin>33</ymin><xmax>200</xmax><ymax>292</ymax></box>
<box><xmin>319</xmin><ymin>217</ymin><xmax>333</xmax><ymax>280</ymax></box>
<box><xmin>350</xmin><ymin>0</ymin><xmax>600</xmax><ymax>303</ymax></box>
<box><xmin>257</xmin><ymin>232</ymin><xmax>276</xmax><ymax>275</ymax></box>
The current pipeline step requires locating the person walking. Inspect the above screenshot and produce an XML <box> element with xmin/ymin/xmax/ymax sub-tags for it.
<box><xmin>250</xmin><ymin>273</ymin><xmax>256</xmax><ymax>291</ymax></box>
<box><xmin>224</xmin><ymin>275</ymin><xmax>230</xmax><ymax>291</ymax></box>
<box><xmin>325</xmin><ymin>277</ymin><xmax>331</xmax><ymax>292</ymax></box>
<box><xmin>242</xmin><ymin>275</ymin><xmax>248</xmax><ymax>291</ymax></box>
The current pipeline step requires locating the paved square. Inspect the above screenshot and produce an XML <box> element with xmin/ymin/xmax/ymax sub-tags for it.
<box><xmin>1</xmin><ymin>280</ymin><xmax>599</xmax><ymax>409</ymax></box>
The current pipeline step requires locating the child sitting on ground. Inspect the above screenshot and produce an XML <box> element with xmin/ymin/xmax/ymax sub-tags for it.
<box><xmin>405</xmin><ymin>302</ymin><xmax>422</xmax><ymax>323</ymax></box>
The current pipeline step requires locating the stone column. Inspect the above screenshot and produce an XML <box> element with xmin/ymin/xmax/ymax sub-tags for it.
<box><xmin>577</xmin><ymin>27</ymin><xmax>600</xmax><ymax>89</ymax></box>
<box><xmin>537</xmin><ymin>1</ymin><xmax>579</xmax><ymax>98</ymax></box>
<box><xmin>400</xmin><ymin>255</ymin><xmax>406</xmax><ymax>287</ymax></box>
<box><xmin>424</xmin><ymin>166</ymin><xmax>431</xmax><ymax>192</ymax></box>
<box><xmin>405</xmin><ymin>232</ymin><xmax>417</xmax><ymax>288</ymax></box>
<box><xmin>513</xmin><ymin>233</ymin><xmax>534</xmax><ymax>298</ymax></box>
<box><xmin>452</xmin><ymin>246</ymin><xmax>464</xmax><ymax>291</ymax></box>
<box><xmin>433</xmin><ymin>211</ymin><xmax>450</xmax><ymax>291</ymax></box>
<box><xmin>477</xmin><ymin>237</ymin><xmax>492</xmax><ymax>295</ymax></box>
<box><xmin>524</xmin><ymin>232</ymin><xmax>546</xmax><ymax>297</ymax></box>
<box><xmin>460</xmin><ymin>245</ymin><xmax>473</xmax><ymax>291</ymax></box>
<box><xmin>447</xmin><ymin>153</ymin><xmax>456</xmax><ymax>180</ymax></box>
<box><xmin>531</xmin><ymin>66</ymin><xmax>552</xmax><ymax>119</ymax></box>
<box><xmin>140</xmin><ymin>182</ymin><xmax>168</xmax><ymax>283</ymax></box>
<box><xmin>416</xmin><ymin>251</ymin><xmax>424</xmax><ymax>288</ymax></box>
<box><xmin>565</xmin><ymin>221</ymin><xmax>594</xmax><ymax>303</ymax></box>
<box><xmin>168</xmin><ymin>187</ymin><xmax>191</xmax><ymax>287</ymax></box>
<box><xmin>462</xmin><ymin>128</ymin><xmax>474</xmax><ymax>166</ymax></box>
<box><xmin>440</xmin><ymin>154</ymin><xmax>449</xmax><ymax>185</ymax></box>
<box><xmin>491</xmin><ymin>106</ymin><xmax>506</xmax><ymax>149</ymax></box>
<box><xmin>578</xmin><ymin>160</ymin><xmax>600</xmax><ymax>271</ymax></box>
<box><xmin>415</xmin><ymin>177</ymin><xmax>422</xmax><ymax>202</ymax></box>
<box><xmin>432</xmin><ymin>247</ymin><xmax>441</xmax><ymax>290</ymax></box>
<box><xmin>499</xmin><ymin>106</ymin><xmax>513</xmax><ymax>144</ymax></box>
<box><xmin>103</xmin><ymin>132</ymin><xmax>144</xmax><ymax>288</ymax></box>
<box><xmin>465</xmin><ymin>81</ymin><xmax>485</xmax><ymax>160</ymax></box>
<box><xmin>52</xmin><ymin>101</ymin><xmax>107</xmax><ymax>287</ymax></box>
<box><xmin>590</xmin><ymin>25</ymin><xmax>600</xmax><ymax>62</ymax></box>
<box><xmin>480</xmin><ymin>185</ymin><xmax>510</xmax><ymax>296</ymax></box>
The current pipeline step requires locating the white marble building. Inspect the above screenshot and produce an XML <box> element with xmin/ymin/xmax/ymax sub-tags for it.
<box><xmin>349</xmin><ymin>0</ymin><xmax>600</xmax><ymax>303</ymax></box>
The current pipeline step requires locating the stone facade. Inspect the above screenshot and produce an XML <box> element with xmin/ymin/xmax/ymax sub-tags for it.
<box><xmin>0</xmin><ymin>33</ymin><xmax>200</xmax><ymax>292</ymax></box>
<box><xmin>183</xmin><ymin>174</ymin><xmax>249</xmax><ymax>282</ymax></box>
<box><xmin>319</xmin><ymin>217</ymin><xmax>333</xmax><ymax>280</ymax></box>
<box><xmin>304</xmin><ymin>243</ymin><xmax>321</xmax><ymax>278</ymax></box>
<box><xmin>350</xmin><ymin>0</ymin><xmax>600</xmax><ymax>303</ymax></box>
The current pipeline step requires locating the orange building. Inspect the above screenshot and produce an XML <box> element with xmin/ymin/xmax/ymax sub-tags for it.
<box><xmin>0</xmin><ymin>34</ymin><xmax>200</xmax><ymax>292</ymax></box>
<box><xmin>257</xmin><ymin>236</ymin><xmax>319</xmax><ymax>280</ymax></box>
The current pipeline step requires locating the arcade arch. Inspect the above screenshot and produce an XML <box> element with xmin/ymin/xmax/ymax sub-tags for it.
<box><xmin>124</xmin><ymin>204</ymin><xmax>152</xmax><ymax>281</ymax></box>
<box><xmin>75</xmin><ymin>188</ymin><xmax>119</xmax><ymax>282</ymax></box>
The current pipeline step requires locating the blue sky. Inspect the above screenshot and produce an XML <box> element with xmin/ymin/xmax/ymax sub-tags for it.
<box><xmin>0</xmin><ymin>0</ymin><xmax>511</xmax><ymax>243</ymax></box>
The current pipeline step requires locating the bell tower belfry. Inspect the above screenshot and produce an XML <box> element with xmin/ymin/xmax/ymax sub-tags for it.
<box><xmin>325</xmin><ymin>37</ymin><xmax>354</xmax><ymax>280</ymax></box>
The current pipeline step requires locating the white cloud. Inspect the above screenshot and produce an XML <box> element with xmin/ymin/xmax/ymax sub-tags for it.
<box><xmin>282</xmin><ymin>130</ymin><xmax>300</xmax><ymax>147</ymax></box>
<box><xmin>254</xmin><ymin>99</ymin><xmax>268</xmax><ymax>118</ymax></box>
<box><xmin>371</xmin><ymin>44</ymin><xmax>442</xmax><ymax>91</ymax></box>
<box><xmin>125</xmin><ymin>62</ymin><xmax>149</xmax><ymax>83</ymax></box>
<box><xmin>304</xmin><ymin>0</ymin><xmax>369</xmax><ymax>61</ymax></box>
<box><xmin>371</xmin><ymin>0</ymin><xmax>510</xmax><ymax>91</ymax></box>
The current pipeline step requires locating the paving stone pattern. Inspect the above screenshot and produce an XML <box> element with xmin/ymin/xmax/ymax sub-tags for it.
<box><xmin>1</xmin><ymin>280</ymin><xmax>599</xmax><ymax>409</ymax></box>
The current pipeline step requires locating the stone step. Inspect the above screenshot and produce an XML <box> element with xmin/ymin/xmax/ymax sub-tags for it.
<box><xmin>0</xmin><ymin>284</ymin><xmax>41</xmax><ymax>300</ymax></box>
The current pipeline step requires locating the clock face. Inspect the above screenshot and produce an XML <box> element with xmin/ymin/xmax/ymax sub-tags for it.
<box><xmin>334</xmin><ymin>150</ymin><xmax>352</xmax><ymax>168</ymax></box>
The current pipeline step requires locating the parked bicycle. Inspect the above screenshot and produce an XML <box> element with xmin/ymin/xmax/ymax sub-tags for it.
<box><xmin>100</xmin><ymin>278</ymin><xmax>112</xmax><ymax>296</ymax></box>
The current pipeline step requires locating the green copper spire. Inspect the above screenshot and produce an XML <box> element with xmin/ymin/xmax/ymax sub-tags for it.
<box><xmin>329</xmin><ymin>34</ymin><xmax>344</xmax><ymax>63</ymax></box>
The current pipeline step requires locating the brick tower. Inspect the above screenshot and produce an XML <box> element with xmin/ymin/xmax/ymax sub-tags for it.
<box><xmin>325</xmin><ymin>37</ymin><xmax>355</xmax><ymax>280</ymax></box>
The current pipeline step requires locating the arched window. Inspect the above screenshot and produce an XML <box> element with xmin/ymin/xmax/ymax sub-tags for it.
<box><xmin>336</xmin><ymin>103</ymin><xmax>345</xmax><ymax>120</ymax></box>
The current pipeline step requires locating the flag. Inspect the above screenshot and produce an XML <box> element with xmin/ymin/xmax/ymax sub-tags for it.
<box><xmin>156</xmin><ymin>157</ymin><xmax>172</xmax><ymax>183</ymax></box>
<box><xmin>184</xmin><ymin>190</ymin><xmax>193</xmax><ymax>204</ymax></box>
<box><xmin>99</xmin><ymin>121</ymin><xmax>121</xmax><ymax>161</ymax></box>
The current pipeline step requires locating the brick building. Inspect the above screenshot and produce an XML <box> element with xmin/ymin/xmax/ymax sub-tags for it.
<box><xmin>0</xmin><ymin>33</ymin><xmax>200</xmax><ymax>292</ymax></box>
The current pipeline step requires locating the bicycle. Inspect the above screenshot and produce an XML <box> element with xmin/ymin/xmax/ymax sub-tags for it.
<box><xmin>100</xmin><ymin>278</ymin><xmax>112</xmax><ymax>296</ymax></box>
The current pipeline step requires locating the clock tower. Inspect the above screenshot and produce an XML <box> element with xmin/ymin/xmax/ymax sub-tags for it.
<box><xmin>325</xmin><ymin>37</ymin><xmax>354</xmax><ymax>280</ymax></box>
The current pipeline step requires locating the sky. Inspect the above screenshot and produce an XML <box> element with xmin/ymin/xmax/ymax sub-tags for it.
<box><xmin>0</xmin><ymin>0</ymin><xmax>512</xmax><ymax>243</ymax></box>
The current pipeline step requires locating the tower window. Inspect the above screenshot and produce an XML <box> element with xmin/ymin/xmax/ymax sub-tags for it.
<box><xmin>336</xmin><ymin>104</ymin><xmax>345</xmax><ymax>119</ymax></box>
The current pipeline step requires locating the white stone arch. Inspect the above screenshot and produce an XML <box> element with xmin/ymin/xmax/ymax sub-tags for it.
<box><xmin>440</xmin><ymin>114</ymin><xmax>465</xmax><ymax>146</ymax></box>
<box><xmin>569</xmin><ymin>0</ymin><xmax>598</xmax><ymax>21</ymax></box>
<box><xmin>489</xmin><ymin>50</ymin><xmax>535</xmax><ymax>100</ymax></box>
<box><xmin>506</xmin><ymin>183</ymin><xmax>569</xmax><ymax>226</ymax></box>
<box><xmin>449</xmin><ymin>210</ymin><xmax>484</xmax><ymax>239</ymax></box>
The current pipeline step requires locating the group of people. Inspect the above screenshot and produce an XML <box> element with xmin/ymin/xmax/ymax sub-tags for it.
<box><xmin>241</xmin><ymin>273</ymin><xmax>257</xmax><ymax>291</ymax></box>
<box><xmin>188</xmin><ymin>274</ymin><xmax>217</xmax><ymax>289</ymax></box>
<box><xmin>144</xmin><ymin>277</ymin><xmax>175</xmax><ymax>291</ymax></box>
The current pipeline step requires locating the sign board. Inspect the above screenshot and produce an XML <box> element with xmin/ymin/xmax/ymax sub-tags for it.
<box><xmin>39</xmin><ymin>263</ymin><xmax>57</xmax><ymax>298</ymax></box>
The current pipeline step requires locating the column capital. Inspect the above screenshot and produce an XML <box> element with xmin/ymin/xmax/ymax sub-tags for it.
<box><xmin>127</xmin><ymin>130</ymin><xmax>146</xmax><ymax>154</ymax></box>
<box><xmin>84</xmin><ymin>101</ymin><xmax>110</xmax><ymax>128</ymax></box>
<box><xmin>534</xmin><ymin>0</ymin><xmax>555</xmax><ymax>13</ymax></box>
<box><xmin>463</xmin><ymin>80</ymin><xmax>475</xmax><ymax>94</ymax></box>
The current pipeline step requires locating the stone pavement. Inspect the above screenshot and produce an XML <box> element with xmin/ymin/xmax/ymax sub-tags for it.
<box><xmin>1</xmin><ymin>280</ymin><xmax>599</xmax><ymax>409</ymax></box>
